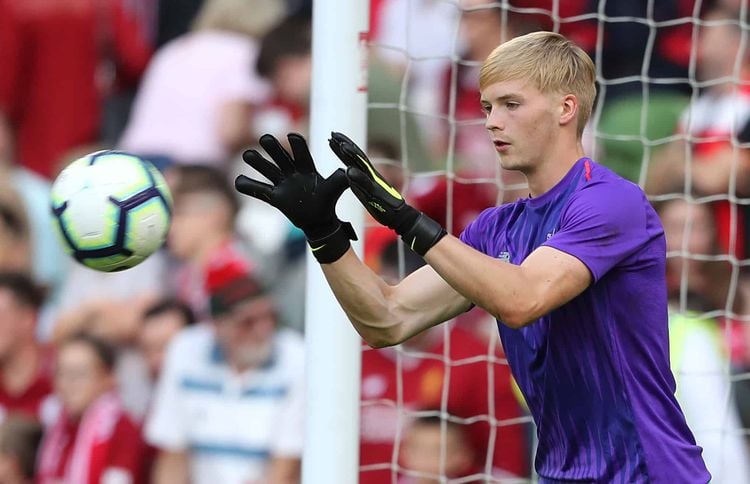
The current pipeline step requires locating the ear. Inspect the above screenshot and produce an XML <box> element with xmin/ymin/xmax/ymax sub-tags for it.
<box><xmin>559</xmin><ymin>94</ymin><xmax>578</xmax><ymax>128</ymax></box>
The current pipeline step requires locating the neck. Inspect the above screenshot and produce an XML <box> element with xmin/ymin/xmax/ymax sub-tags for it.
<box><xmin>525</xmin><ymin>139</ymin><xmax>585</xmax><ymax>198</ymax></box>
<box><xmin>2</xmin><ymin>342</ymin><xmax>40</xmax><ymax>396</ymax></box>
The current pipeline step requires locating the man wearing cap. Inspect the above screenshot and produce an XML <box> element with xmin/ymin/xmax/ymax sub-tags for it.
<box><xmin>144</xmin><ymin>272</ymin><xmax>305</xmax><ymax>484</ymax></box>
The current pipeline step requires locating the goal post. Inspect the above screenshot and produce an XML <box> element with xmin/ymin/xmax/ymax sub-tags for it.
<box><xmin>302</xmin><ymin>0</ymin><xmax>369</xmax><ymax>482</ymax></box>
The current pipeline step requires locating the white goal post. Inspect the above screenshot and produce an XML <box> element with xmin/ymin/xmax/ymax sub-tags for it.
<box><xmin>302</xmin><ymin>0</ymin><xmax>369</xmax><ymax>483</ymax></box>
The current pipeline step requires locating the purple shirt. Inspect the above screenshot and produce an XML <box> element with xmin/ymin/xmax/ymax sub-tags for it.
<box><xmin>460</xmin><ymin>158</ymin><xmax>709</xmax><ymax>483</ymax></box>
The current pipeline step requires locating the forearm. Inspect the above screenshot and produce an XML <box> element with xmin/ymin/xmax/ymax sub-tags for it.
<box><xmin>320</xmin><ymin>249</ymin><xmax>404</xmax><ymax>347</ymax></box>
<box><xmin>321</xmin><ymin>247</ymin><xmax>470</xmax><ymax>346</ymax></box>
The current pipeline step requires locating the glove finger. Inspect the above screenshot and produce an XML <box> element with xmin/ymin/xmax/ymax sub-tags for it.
<box><xmin>340</xmin><ymin>142</ymin><xmax>374</xmax><ymax>176</ymax></box>
<box><xmin>330</xmin><ymin>132</ymin><xmax>368</xmax><ymax>160</ymax></box>
<box><xmin>329</xmin><ymin>131</ymin><xmax>369</xmax><ymax>170</ymax></box>
<box><xmin>346</xmin><ymin>166</ymin><xmax>375</xmax><ymax>194</ymax></box>
<box><xmin>234</xmin><ymin>175</ymin><xmax>274</xmax><ymax>203</ymax></box>
<box><xmin>287</xmin><ymin>133</ymin><xmax>315</xmax><ymax>175</ymax></box>
<box><xmin>325</xmin><ymin>168</ymin><xmax>350</xmax><ymax>199</ymax></box>
<box><xmin>242</xmin><ymin>149</ymin><xmax>282</xmax><ymax>184</ymax></box>
<box><xmin>328</xmin><ymin>134</ymin><xmax>351</xmax><ymax>168</ymax></box>
<box><xmin>259</xmin><ymin>134</ymin><xmax>295</xmax><ymax>175</ymax></box>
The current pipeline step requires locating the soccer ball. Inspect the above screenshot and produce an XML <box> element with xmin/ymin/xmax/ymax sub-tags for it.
<box><xmin>50</xmin><ymin>151</ymin><xmax>172</xmax><ymax>272</ymax></box>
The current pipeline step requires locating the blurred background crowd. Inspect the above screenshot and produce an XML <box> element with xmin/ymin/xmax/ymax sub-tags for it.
<box><xmin>1</xmin><ymin>0</ymin><xmax>750</xmax><ymax>482</ymax></box>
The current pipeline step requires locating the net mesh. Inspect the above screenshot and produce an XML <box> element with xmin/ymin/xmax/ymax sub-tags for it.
<box><xmin>360</xmin><ymin>0</ymin><xmax>750</xmax><ymax>482</ymax></box>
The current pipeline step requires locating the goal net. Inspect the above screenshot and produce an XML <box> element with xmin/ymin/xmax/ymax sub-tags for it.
<box><xmin>358</xmin><ymin>0</ymin><xmax>750</xmax><ymax>482</ymax></box>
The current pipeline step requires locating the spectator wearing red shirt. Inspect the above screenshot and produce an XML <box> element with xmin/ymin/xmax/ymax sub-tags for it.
<box><xmin>0</xmin><ymin>272</ymin><xmax>53</xmax><ymax>423</ymax></box>
<box><xmin>37</xmin><ymin>333</ymin><xmax>145</xmax><ymax>484</ymax></box>
<box><xmin>0</xmin><ymin>0</ymin><xmax>152</xmax><ymax>179</ymax></box>
<box><xmin>360</xmin><ymin>325</ymin><xmax>529</xmax><ymax>483</ymax></box>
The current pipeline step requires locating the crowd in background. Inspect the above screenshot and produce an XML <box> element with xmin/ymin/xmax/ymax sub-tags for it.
<box><xmin>1</xmin><ymin>0</ymin><xmax>750</xmax><ymax>482</ymax></box>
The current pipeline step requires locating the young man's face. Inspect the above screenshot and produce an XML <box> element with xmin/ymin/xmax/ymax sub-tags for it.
<box><xmin>480</xmin><ymin>78</ymin><xmax>564</xmax><ymax>173</ymax></box>
<box><xmin>168</xmin><ymin>192</ymin><xmax>232</xmax><ymax>260</ymax></box>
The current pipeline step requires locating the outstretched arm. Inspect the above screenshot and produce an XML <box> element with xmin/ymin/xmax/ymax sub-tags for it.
<box><xmin>235</xmin><ymin>133</ymin><xmax>470</xmax><ymax>347</ymax></box>
<box><xmin>329</xmin><ymin>132</ymin><xmax>592</xmax><ymax>333</ymax></box>
<box><xmin>321</xmin><ymin>249</ymin><xmax>471</xmax><ymax>347</ymax></box>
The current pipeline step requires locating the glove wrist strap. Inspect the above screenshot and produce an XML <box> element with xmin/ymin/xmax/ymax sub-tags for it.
<box><xmin>307</xmin><ymin>221</ymin><xmax>357</xmax><ymax>264</ymax></box>
<box><xmin>400</xmin><ymin>213</ymin><xmax>447</xmax><ymax>257</ymax></box>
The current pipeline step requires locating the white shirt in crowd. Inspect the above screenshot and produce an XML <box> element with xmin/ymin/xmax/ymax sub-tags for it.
<box><xmin>145</xmin><ymin>324</ymin><xmax>305</xmax><ymax>484</ymax></box>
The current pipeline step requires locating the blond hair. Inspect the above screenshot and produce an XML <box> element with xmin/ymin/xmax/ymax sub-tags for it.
<box><xmin>192</xmin><ymin>0</ymin><xmax>286</xmax><ymax>38</ymax></box>
<box><xmin>480</xmin><ymin>31</ymin><xmax>596</xmax><ymax>137</ymax></box>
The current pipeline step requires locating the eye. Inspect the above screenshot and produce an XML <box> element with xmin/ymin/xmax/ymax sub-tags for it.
<box><xmin>506</xmin><ymin>101</ymin><xmax>520</xmax><ymax>110</ymax></box>
<box><xmin>480</xmin><ymin>103</ymin><xmax>492</xmax><ymax>115</ymax></box>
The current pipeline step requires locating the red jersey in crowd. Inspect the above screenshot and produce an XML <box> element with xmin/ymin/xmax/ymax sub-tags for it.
<box><xmin>0</xmin><ymin>348</ymin><xmax>54</xmax><ymax>423</ymax></box>
<box><xmin>0</xmin><ymin>0</ymin><xmax>151</xmax><ymax>179</ymax></box>
<box><xmin>359</xmin><ymin>326</ymin><xmax>528</xmax><ymax>483</ymax></box>
<box><xmin>37</xmin><ymin>392</ymin><xmax>145</xmax><ymax>484</ymax></box>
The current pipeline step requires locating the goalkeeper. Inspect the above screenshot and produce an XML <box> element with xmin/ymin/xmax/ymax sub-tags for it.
<box><xmin>235</xmin><ymin>31</ymin><xmax>709</xmax><ymax>483</ymax></box>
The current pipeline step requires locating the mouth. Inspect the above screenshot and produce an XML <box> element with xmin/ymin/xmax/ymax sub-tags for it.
<box><xmin>493</xmin><ymin>140</ymin><xmax>510</xmax><ymax>152</ymax></box>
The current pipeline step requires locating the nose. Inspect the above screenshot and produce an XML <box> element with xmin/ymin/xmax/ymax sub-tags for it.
<box><xmin>484</xmin><ymin>107</ymin><xmax>504</xmax><ymax>132</ymax></box>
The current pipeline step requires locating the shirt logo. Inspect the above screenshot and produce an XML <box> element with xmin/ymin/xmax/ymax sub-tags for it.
<box><xmin>498</xmin><ymin>251</ymin><xmax>510</xmax><ymax>262</ymax></box>
<box><xmin>546</xmin><ymin>228</ymin><xmax>557</xmax><ymax>240</ymax></box>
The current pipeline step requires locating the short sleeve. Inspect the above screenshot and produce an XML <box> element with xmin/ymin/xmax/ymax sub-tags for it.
<box><xmin>459</xmin><ymin>219</ymin><xmax>481</xmax><ymax>250</ymax></box>
<box><xmin>458</xmin><ymin>206</ymin><xmax>500</xmax><ymax>254</ymax></box>
<box><xmin>144</xmin><ymin>333</ymin><xmax>190</xmax><ymax>451</ymax></box>
<box><xmin>542</xmin><ymin>181</ymin><xmax>654</xmax><ymax>282</ymax></box>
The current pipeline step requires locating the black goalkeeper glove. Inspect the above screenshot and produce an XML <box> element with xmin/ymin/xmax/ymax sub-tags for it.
<box><xmin>235</xmin><ymin>133</ymin><xmax>356</xmax><ymax>264</ymax></box>
<box><xmin>328</xmin><ymin>132</ymin><xmax>446</xmax><ymax>257</ymax></box>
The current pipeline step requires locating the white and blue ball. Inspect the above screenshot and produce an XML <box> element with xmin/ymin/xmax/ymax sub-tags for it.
<box><xmin>50</xmin><ymin>151</ymin><xmax>172</xmax><ymax>272</ymax></box>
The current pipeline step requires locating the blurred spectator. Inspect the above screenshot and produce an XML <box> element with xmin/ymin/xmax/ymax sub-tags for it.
<box><xmin>659</xmin><ymin>198</ymin><xmax>750</xmax><ymax>483</ymax></box>
<box><xmin>590</xmin><ymin>0</ymin><xmax>694</xmax><ymax>102</ymax></box>
<box><xmin>139</xmin><ymin>298</ymin><xmax>197</xmax><ymax>382</ymax></box>
<box><xmin>168</xmin><ymin>165</ymin><xmax>253</xmax><ymax>322</ymax></box>
<box><xmin>0</xmin><ymin>0</ymin><xmax>152</xmax><ymax>180</ymax></box>
<box><xmin>398</xmin><ymin>415</ymin><xmax>477</xmax><ymax>483</ymax></box>
<box><xmin>647</xmin><ymin>3</ymin><xmax>750</xmax><ymax>261</ymax></box>
<box><xmin>37</xmin><ymin>333</ymin><xmax>146</xmax><ymax>484</ymax></box>
<box><xmin>0</xmin><ymin>162</ymin><xmax>69</xmax><ymax>344</ymax></box>
<box><xmin>120</xmin><ymin>0</ymin><xmax>285</xmax><ymax>170</ymax></box>
<box><xmin>592</xmin><ymin>0</ymin><xmax>696</xmax><ymax>182</ymax></box>
<box><xmin>146</xmin><ymin>272</ymin><xmax>304</xmax><ymax>484</ymax></box>
<box><xmin>0</xmin><ymin>179</ymin><xmax>31</xmax><ymax>274</ymax></box>
<box><xmin>0</xmin><ymin>415</ymin><xmax>43</xmax><ymax>484</ymax></box>
<box><xmin>253</xmin><ymin>13</ymin><xmax>314</xmax><ymax>139</ymax></box>
<box><xmin>0</xmin><ymin>272</ymin><xmax>54</xmax><ymax>424</ymax></box>
<box><xmin>660</xmin><ymin>199</ymin><xmax>738</xmax><ymax>314</ymax></box>
<box><xmin>372</xmin><ymin>0</ymin><xmax>457</xmax><ymax>126</ymax></box>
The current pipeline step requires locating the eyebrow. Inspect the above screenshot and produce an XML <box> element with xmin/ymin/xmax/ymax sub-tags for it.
<box><xmin>480</xmin><ymin>94</ymin><xmax>522</xmax><ymax>104</ymax></box>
